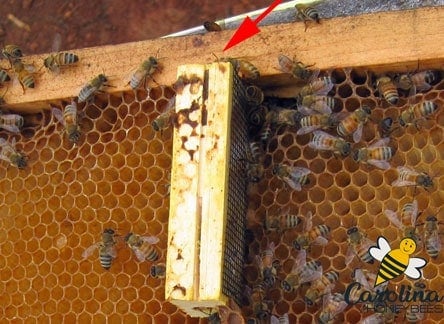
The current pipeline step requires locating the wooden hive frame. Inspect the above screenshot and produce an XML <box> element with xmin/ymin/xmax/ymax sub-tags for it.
<box><xmin>0</xmin><ymin>6</ymin><xmax>443</xmax><ymax>323</ymax></box>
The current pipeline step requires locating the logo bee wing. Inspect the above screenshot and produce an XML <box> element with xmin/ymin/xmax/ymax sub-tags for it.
<box><xmin>82</xmin><ymin>242</ymin><xmax>101</xmax><ymax>259</ymax></box>
<box><xmin>141</xmin><ymin>236</ymin><xmax>159</xmax><ymax>244</ymax></box>
<box><xmin>404</xmin><ymin>257</ymin><xmax>426</xmax><ymax>279</ymax></box>
<box><xmin>51</xmin><ymin>106</ymin><xmax>65</xmax><ymax>126</ymax></box>
<box><xmin>384</xmin><ymin>209</ymin><xmax>403</xmax><ymax>228</ymax></box>
<box><xmin>369</xmin><ymin>236</ymin><xmax>391</xmax><ymax>262</ymax></box>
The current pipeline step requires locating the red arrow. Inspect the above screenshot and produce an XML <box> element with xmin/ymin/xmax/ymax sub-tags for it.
<box><xmin>223</xmin><ymin>0</ymin><xmax>282</xmax><ymax>51</ymax></box>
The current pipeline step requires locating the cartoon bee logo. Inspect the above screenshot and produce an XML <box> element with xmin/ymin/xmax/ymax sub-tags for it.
<box><xmin>369</xmin><ymin>237</ymin><xmax>426</xmax><ymax>286</ymax></box>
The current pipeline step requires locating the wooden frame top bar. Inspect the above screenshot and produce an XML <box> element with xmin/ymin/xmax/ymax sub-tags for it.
<box><xmin>1</xmin><ymin>6</ymin><xmax>443</xmax><ymax>112</ymax></box>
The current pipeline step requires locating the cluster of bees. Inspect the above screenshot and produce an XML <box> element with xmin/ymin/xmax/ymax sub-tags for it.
<box><xmin>81</xmin><ymin>228</ymin><xmax>166</xmax><ymax>278</ymax></box>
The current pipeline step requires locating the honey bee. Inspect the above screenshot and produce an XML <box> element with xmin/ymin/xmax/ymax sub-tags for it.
<box><xmin>298</xmin><ymin>95</ymin><xmax>336</xmax><ymax>115</ymax></box>
<box><xmin>0</xmin><ymin>137</ymin><xmax>26</xmax><ymax>168</ymax></box>
<box><xmin>264</xmin><ymin>213</ymin><xmax>301</xmax><ymax>232</ymax></box>
<box><xmin>219</xmin><ymin>57</ymin><xmax>260</xmax><ymax>80</ymax></box>
<box><xmin>295</xmin><ymin>4</ymin><xmax>320</xmax><ymax>30</ymax></box>
<box><xmin>78</xmin><ymin>74</ymin><xmax>110</xmax><ymax>103</ymax></box>
<box><xmin>243</xmin><ymin>140</ymin><xmax>264</xmax><ymax>183</ymax></box>
<box><xmin>378</xmin><ymin>117</ymin><xmax>396</xmax><ymax>138</ymax></box>
<box><xmin>43</xmin><ymin>34</ymin><xmax>79</xmax><ymax>73</ymax></box>
<box><xmin>150</xmin><ymin>263</ymin><xmax>166</xmax><ymax>278</ymax></box>
<box><xmin>258</xmin><ymin>121</ymin><xmax>272</xmax><ymax>146</ymax></box>
<box><xmin>247</xmin><ymin>105</ymin><xmax>267</xmax><ymax>136</ymax></box>
<box><xmin>82</xmin><ymin>228</ymin><xmax>117</xmax><ymax>270</ymax></box>
<box><xmin>272</xmin><ymin>164</ymin><xmax>311</xmax><ymax>191</ymax></box>
<box><xmin>359</xmin><ymin>308</ymin><xmax>395</xmax><ymax>324</ymax></box>
<box><xmin>0</xmin><ymin>69</ymin><xmax>11</xmax><ymax>84</ymax></box>
<box><xmin>0</xmin><ymin>112</ymin><xmax>24</xmax><ymax>133</ymax></box>
<box><xmin>398</xmin><ymin>101</ymin><xmax>439</xmax><ymax>129</ymax></box>
<box><xmin>245</xmin><ymin>85</ymin><xmax>264</xmax><ymax>106</ymax></box>
<box><xmin>309</xmin><ymin>130</ymin><xmax>351</xmax><ymax>157</ymax></box>
<box><xmin>346</xmin><ymin>227</ymin><xmax>375</xmax><ymax>265</ymax></box>
<box><xmin>297</xmin><ymin>113</ymin><xmax>342</xmax><ymax>135</ymax></box>
<box><xmin>404</xmin><ymin>281</ymin><xmax>426</xmax><ymax>323</ymax></box>
<box><xmin>347</xmin><ymin>269</ymin><xmax>372</xmax><ymax>304</ymax></box>
<box><xmin>129</xmin><ymin>56</ymin><xmax>160</xmax><ymax>89</ymax></box>
<box><xmin>391</xmin><ymin>166</ymin><xmax>433</xmax><ymax>191</ymax></box>
<box><xmin>267</xmin><ymin>109</ymin><xmax>301</xmax><ymax>127</ymax></box>
<box><xmin>395</xmin><ymin>70</ymin><xmax>440</xmax><ymax>95</ymax></box>
<box><xmin>125</xmin><ymin>233</ymin><xmax>160</xmax><ymax>262</ymax></box>
<box><xmin>376</xmin><ymin>76</ymin><xmax>399</xmax><ymax>105</ymax></box>
<box><xmin>277</xmin><ymin>54</ymin><xmax>319</xmax><ymax>81</ymax></box>
<box><xmin>422</xmin><ymin>216</ymin><xmax>442</xmax><ymax>259</ymax></box>
<box><xmin>12</xmin><ymin>59</ymin><xmax>36</xmax><ymax>92</ymax></box>
<box><xmin>318</xmin><ymin>292</ymin><xmax>348</xmax><ymax>324</ymax></box>
<box><xmin>270</xmin><ymin>313</ymin><xmax>289</xmax><ymax>324</ymax></box>
<box><xmin>299</xmin><ymin>76</ymin><xmax>335</xmax><ymax>98</ymax></box>
<box><xmin>281</xmin><ymin>249</ymin><xmax>322</xmax><ymax>292</ymax></box>
<box><xmin>1</xmin><ymin>44</ymin><xmax>23</xmax><ymax>63</ymax></box>
<box><xmin>352</xmin><ymin>138</ymin><xmax>394</xmax><ymax>170</ymax></box>
<box><xmin>248</xmin><ymin>282</ymin><xmax>273</xmax><ymax>320</ymax></box>
<box><xmin>152</xmin><ymin>96</ymin><xmax>176</xmax><ymax>132</ymax></box>
<box><xmin>384</xmin><ymin>199</ymin><xmax>421</xmax><ymax>245</ymax></box>
<box><xmin>305</xmin><ymin>270</ymin><xmax>339</xmax><ymax>306</ymax></box>
<box><xmin>52</xmin><ymin>101</ymin><xmax>81</xmax><ymax>143</ymax></box>
<box><xmin>293</xmin><ymin>211</ymin><xmax>330</xmax><ymax>251</ymax></box>
<box><xmin>256</xmin><ymin>242</ymin><xmax>278</xmax><ymax>287</ymax></box>
<box><xmin>337</xmin><ymin>105</ymin><xmax>372</xmax><ymax>143</ymax></box>
<box><xmin>203</xmin><ymin>21</ymin><xmax>222</xmax><ymax>32</ymax></box>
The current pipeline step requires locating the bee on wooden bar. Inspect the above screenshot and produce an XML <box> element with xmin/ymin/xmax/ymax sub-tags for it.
<box><xmin>0</xmin><ymin>137</ymin><xmax>26</xmax><ymax>168</ymax></box>
<box><xmin>309</xmin><ymin>130</ymin><xmax>351</xmax><ymax>157</ymax></box>
<box><xmin>12</xmin><ymin>59</ymin><xmax>36</xmax><ymax>92</ymax></box>
<box><xmin>52</xmin><ymin>101</ymin><xmax>81</xmax><ymax>143</ymax></box>
<box><xmin>305</xmin><ymin>270</ymin><xmax>339</xmax><ymax>306</ymax></box>
<box><xmin>125</xmin><ymin>232</ymin><xmax>160</xmax><ymax>262</ymax></box>
<box><xmin>293</xmin><ymin>211</ymin><xmax>330</xmax><ymax>251</ymax></box>
<box><xmin>352</xmin><ymin>138</ymin><xmax>394</xmax><ymax>170</ymax></box>
<box><xmin>345</xmin><ymin>227</ymin><xmax>374</xmax><ymax>265</ymax></box>
<box><xmin>82</xmin><ymin>228</ymin><xmax>117</xmax><ymax>270</ymax></box>
<box><xmin>0</xmin><ymin>112</ymin><xmax>24</xmax><ymax>133</ymax></box>
<box><xmin>395</xmin><ymin>70</ymin><xmax>440</xmax><ymax>95</ymax></box>
<box><xmin>152</xmin><ymin>96</ymin><xmax>176</xmax><ymax>132</ymax></box>
<box><xmin>299</xmin><ymin>76</ymin><xmax>335</xmax><ymax>98</ymax></box>
<box><xmin>277</xmin><ymin>54</ymin><xmax>319</xmax><ymax>81</ymax></box>
<box><xmin>318</xmin><ymin>293</ymin><xmax>348</xmax><ymax>324</ymax></box>
<box><xmin>391</xmin><ymin>166</ymin><xmax>433</xmax><ymax>191</ymax></box>
<box><xmin>129</xmin><ymin>56</ymin><xmax>160</xmax><ymax>90</ymax></box>
<box><xmin>43</xmin><ymin>34</ymin><xmax>79</xmax><ymax>73</ymax></box>
<box><xmin>298</xmin><ymin>95</ymin><xmax>336</xmax><ymax>115</ymax></box>
<box><xmin>376</xmin><ymin>75</ymin><xmax>399</xmax><ymax>105</ymax></box>
<box><xmin>295</xmin><ymin>4</ymin><xmax>320</xmax><ymax>31</ymax></box>
<box><xmin>1</xmin><ymin>44</ymin><xmax>23</xmax><ymax>64</ymax></box>
<box><xmin>78</xmin><ymin>74</ymin><xmax>110</xmax><ymax>103</ymax></box>
<box><xmin>219</xmin><ymin>57</ymin><xmax>260</xmax><ymax>80</ymax></box>
<box><xmin>421</xmin><ymin>216</ymin><xmax>442</xmax><ymax>259</ymax></box>
<box><xmin>398</xmin><ymin>100</ymin><xmax>439</xmax><ymax>129</ymax></box>
<box><xmin>281</xmin><ymin>249</ymin><xmax>322</xmax><ymax>292</ymax></box>
<box><xmin>272</xmin><ymin>164</ymin><xmax>311</xmax><ymax>191</ymax></box>
<box><xmin>384</xmin><ymin>199</ymin><xmax>422</xmax><ymax>245</ymax></box>
<box><xmin>297</xmin><ymin>113</ymin><xmax>342</xmax><ymax>135</ymax></box>
<box><xmin>337</xmin><ymin>105</ymin><xmax>372</xmax><ymax>143</ymax></box>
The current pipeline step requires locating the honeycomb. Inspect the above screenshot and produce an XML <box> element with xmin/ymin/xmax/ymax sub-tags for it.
<box><xmin>0</xmin><ymin>86</ymin><xmax>208</xmax><ymax>323</ymax></box>
<box><xmin>243</xmin><ymin>68</ymin><xmax>444</xmax><ymax>323</ymax></box>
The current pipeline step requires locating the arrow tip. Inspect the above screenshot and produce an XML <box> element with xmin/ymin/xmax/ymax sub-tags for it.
<box><xmin>223</xmin><ymin>16</ymin><xmax>260</xmax><ymax>51</ymax></box>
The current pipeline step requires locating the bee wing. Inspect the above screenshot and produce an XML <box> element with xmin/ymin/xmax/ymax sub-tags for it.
<box><xmin>426</xmin><ymin>232</ymin><xmax>441</xmax><ymax>252</ymax></box>
<box><xmin>298</xmin><ymin>266</ymin><xmax>322</xmax><ymax>285</ymax></box>
<box><xmin>297</xmin><ymin>124</ymin><xmax>321</xmax><ymax>135</ymax></box>
<box><xmin>307</xmin><ymin>69</ymin><xmax>320</xmax><ymax>83</ymax></box>
<box><xmin>133</xmin><ymin>248</ymin><xmax>147</xmax><ymax>262</ymax></box>
<box><xmin>82</xmin><ymin>242</ymin><xmax>101</xmax><ymax>259</ymax></box>
<box><xmin>411</xmin><ymin>199</ymin><xmax>419</xmax><ymax>225</ymax></box>
<box><xmin>353</xmin><ymin>268</ymin><xmax>371</xmax><ymax>290</ymax></box>
<box><xmin>297</xmin><ymin>105</ymin><xmax>316</xmax><ymax>116</ymax></box>
<box><xmin>414</xmin><ymin>82</ymin><xmax>431</xmax><ymax>93</ymax></box>
<box><xmin>369</xmin><ymin>237</ymin><xmax>391</xmax><ymax>262</ymax></box>
<box><xmin>313</xmin><ymin>236</ymin><xmax>328</xmax><ymax>245</ymax></box>
<box><xmin>311</xmin><ymin>96</ymin><xmax>332</xmax><ymax>114</ymax></box>
<box><xmin>303</xmin><ymin>211</ymin><xmax>313</xmax><ymax>232</ymax></box>
<box><xmin>140</xmin><ymin>236</ymin><xmax>160</xmax><ymax>244</ymax></box>
<box><xmin>404</xmin><ymin>257</ymin><xmax>426</xmax><ymax>279</ymax></box>
<box><xmin>0</xmin><ymin>124</ymin><xmax>21</xmax><ymax>133</ymax></box>
<box><xmin>162</xmin><ymin>96</ymin><xmax>176</xmax><ymax>114</ymax></box>
<box><xmin>352</xmin><ymin>123</ymin><xmax>364</xmax><ymax>143</ymax></box>
<box><xmin>51</xmin><ymin>107</ymin><xmax>65</xmax><ymax>126</ymax></box>
<box><xmin>345</xmin><ymin>246</ymin><xmax>356</xmax><ymax>265</ymax></box>
<box><xmin>292</xmin><ymin>250</ymin><xmax>307</xmax><ymax>271</ymax></box>
<box><xmin>397</xmin><ymin>165</ymin><xmax>417</xmax><ymax>175</ymax></box>
<box><xmin>369</xmin><ymin>137</ymin><xmax>390</xmax><ymax>148</ymax></box>
<box><xmin>52</xmin><ymin>33</ymin><xmax>62</xmax><ymax>52</ymax></box>
<box><xmin>367</xmin><ymin>159</ymin><xmax>391</xmax><ymax>170</ymax></box>
<box><xmin>270</xmin><ymin>315</ymin><xmax>280</xmax><ymax>324</ymax></box>
<box><xmin>283</xmin><ymin>177</ymin><xmax>302</xmax><ymax>191</ymax></box>
<box><xmin>384</xmin><ymin>209</ymin><xmax>403</xmax><ymax>228</ymax></box>
<box><xmin>315</xmin><ymin>80</ymin><xmax>334</xmax><ymax>96</ymax></box>
<box><xmin>277</xmin><ymin>54</ymin><xmax>294</xmax><ymax>74</ymax></box>
<box><xmin>104</xmin><ymin>245</ymin><xmax>117</xmax><ymax>258</ymax></box>
<box><xmin>290</xmin><ymin>166</ymin><xmax>311</xmax><ymax>177</ymax></box>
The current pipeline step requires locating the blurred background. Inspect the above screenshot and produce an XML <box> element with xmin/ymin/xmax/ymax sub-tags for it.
<box><xmin>0</xmin><ymin>0</ymin><xmax>271</xmax><ymax>54</ymax></box>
